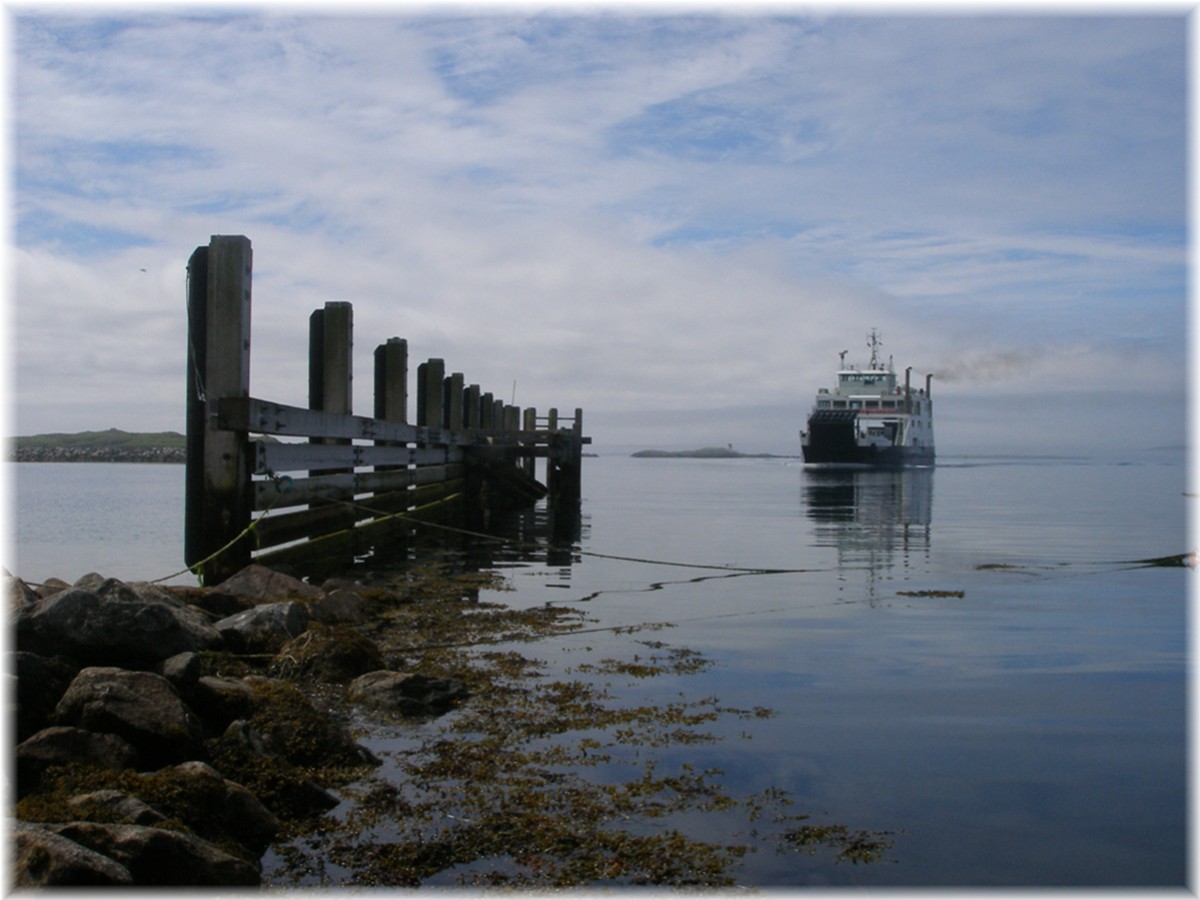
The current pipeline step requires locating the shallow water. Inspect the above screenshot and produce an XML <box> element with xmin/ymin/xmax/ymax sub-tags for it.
<box><xmin>9</xmin><ymin>452</ymin><xmax>1190</xmax><ymax>885</ymax></box>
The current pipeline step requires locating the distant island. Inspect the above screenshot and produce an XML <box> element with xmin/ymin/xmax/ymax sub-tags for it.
<box><xmin>631</xmin><ymin>447</ymin><xmax>795</xmax><ymax>459</ymax></box>
<box><xmin>8</xmin><ymin>428</ymin><xmax>186</xmax><ymax>463</ymax></box>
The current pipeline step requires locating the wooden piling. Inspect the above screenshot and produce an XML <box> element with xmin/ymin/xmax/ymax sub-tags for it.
<box><xmin>184</xmin><ymin>235</ymin><xmax>253</xmax><ymax>583</ymax></box>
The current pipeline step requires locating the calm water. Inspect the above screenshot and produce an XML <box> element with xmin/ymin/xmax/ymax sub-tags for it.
<box><xmin>8</xmin><ymin>452</ymin><xmax>1190</xmax><ymax>886</ymax></box>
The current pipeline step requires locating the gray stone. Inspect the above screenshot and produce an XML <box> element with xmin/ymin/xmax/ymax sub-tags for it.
<box><xmin>44</xmin><ymin>820</ymin><xmax>261</xmax><ymax>886</ymax></box>
<box><xmin>164</xmin><ymin>760</ymin><xmax>281</xmax><ymax>853</ymax></box>
<box><xmin>54</xmin><ymin>667</ymin><xmax>204</xmax><ymax>767</ymax></box>
<box><xmin>14</xmin><ymin>581</ymin><xmax>223</xmax><ymax>666</ymax></box>
<box><xmin>306</xmin><ymin>587</ymin><xmax>366</xmax><ymax>625</ymax></box>
<box><xmin>11</xmin><ymin>821</ymin><xmax>133</xmax><ymax>886</ymax></box>
<box><xmin>349</xmin><ymin>670</ymin><xmax>470</xmax><ymax>717</ymax></box>
<box><xmin>189</xmin><ymin>675</ymin><xmax>260</xmax><ymax>732</ymax></box>
<box><xmin>16</xmin><ymin>726</ymin><xmax>139</xmax><ymax>793</ymax></box>
<box><xmin>13</xmin><ymin>651</ymin><xmax>78</xmax><ymax>741</ymax></box>
<box><xmin>212</xmin><ymin>564</ymin><xmax>323</xmax><ymax>604</ymax></box>
<box><xmin>68</xmin><ymin>789</ymin><xmax>168</xmax><ymax>827</ymax></box>
<box><xmin>214</xmin><ymin>601</ymin><xmax>309</xmax><ymax>653</ymax></box>
<box><xmin>157</xmin><ymin>651</ymin><xmax>203</xmax><ymax>694</ymax></box>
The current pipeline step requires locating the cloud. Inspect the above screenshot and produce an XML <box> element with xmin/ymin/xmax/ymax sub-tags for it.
<box><xmin>9</xmin><ymin>11</ymin><xmax>1187</xmax><ymax>455</ymax></box>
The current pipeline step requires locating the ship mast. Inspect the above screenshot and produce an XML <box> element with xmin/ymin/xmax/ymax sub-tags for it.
<box><xmin>867</xmin><ymin>328</ymin><xmax>882</xmax><ymax>370</ymax></box>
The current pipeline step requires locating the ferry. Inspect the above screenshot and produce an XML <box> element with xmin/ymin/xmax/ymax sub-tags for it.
<box><xmin>800</xmin><ymin>330</ymin><xmax>935</xmax><ymax>467</ymax></box>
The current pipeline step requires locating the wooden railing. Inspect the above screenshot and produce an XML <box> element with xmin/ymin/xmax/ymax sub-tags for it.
<box><xmin>184</xmin><ymin>235</ymin><xmax>588</xmax><ymax>583</ymax></box>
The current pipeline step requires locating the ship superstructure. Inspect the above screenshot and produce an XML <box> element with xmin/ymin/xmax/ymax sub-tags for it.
<box><xmin>800</xmin><ymin>330</ymin><xmax>935</xmax><ymax>467</ymax></box>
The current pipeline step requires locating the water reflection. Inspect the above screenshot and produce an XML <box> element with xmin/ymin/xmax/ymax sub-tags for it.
<box><xmin>803</xmin><ymin>467</ymin><xmax>933</xmax><ymax>596</ymax></box>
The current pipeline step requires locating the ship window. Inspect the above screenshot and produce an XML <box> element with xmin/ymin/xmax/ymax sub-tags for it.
<box><xmin>833</xmin><ymin>400</ymin><xmax>847</xmax><ymax>408</ymax></box>
<box><xmin>818</xmin><ymin>400</ymin><xmax>831</xmax><ymax>409</ymax></box>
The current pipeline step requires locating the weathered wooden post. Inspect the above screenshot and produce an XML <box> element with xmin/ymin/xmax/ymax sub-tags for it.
<box><xmin>309</xmin><ymin>301</ymin><xmax>355</xmax><ymax>562</ymax></box>
<box><xmin>184</xmin><ymin>235</ymin><xmax>253</xmax><ymax>583</ymax></box>
<box><xmin>417</xmin><ymin>359</ymin><xmax>445</xmax><ymax>429</ymax></box>
<box><xmin>373</xmin><ymin>336</ymin><xmax>410</xmax><ymax>562</ymax></box>
<box><xmin>374</xmin><ymin>337</ymin><xmax>408</xmax><ymax>424</ymax></box>
<box><xmin>523</xmin><ymin>407</ymin><xmax>537</xmax><ymax>479</ymax></box>
<box><xmin>446</xmin><ymin>372</ymin><xmax>465</xmax><ymax>431</ymax></box>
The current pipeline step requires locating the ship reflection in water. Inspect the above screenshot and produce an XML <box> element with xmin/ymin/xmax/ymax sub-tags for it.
<box><xmin>803</xmin><ymin>467</ymin><xmax>933</xmax><ymax>600</ymax></box>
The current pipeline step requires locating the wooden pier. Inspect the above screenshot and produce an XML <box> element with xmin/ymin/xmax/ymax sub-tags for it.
<box><xmin>184</xmin><ymin>235</ymin><xmax>589</xmax><ymax>583</ymax></box>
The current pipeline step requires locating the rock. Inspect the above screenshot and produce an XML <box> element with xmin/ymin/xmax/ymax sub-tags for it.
<box><xmin>306</xmin><ymin>587</ymin><xmax>366</xmax><ymax>625</ymax></box>
<box><xmin>157</xmin><ymin>651</ymin><xmax>202</xmax><ymax>695</ymax></box>
<box><xmin>214</xmin><ymin>601</ymin><xmax>309</xmax><ymax>653</ymax></box>
<box><xmin>54</xmin><ymin>667</ymin><xmax>204</xmax><ymax>767</ymax></box>
<box><xmin>72</xmin><ymin>572</ymin><xmax>107</xmax><ymax>593</ymax></box>
<box><xmin>11</xmin><ymin>821</ymin><xmax>133</xmax><ymax>886</ymax></box>
<box><xmin>164</xmin><ymin>584</ymin><xmax>250</xmax><ymax>619</ymax></box>
<box><xmin>14</xmin><ymin>581</ymin><xmax>223</xmax><ymax>667</ymax></box>
<box><xmin>6</xmin><ymin>574</ymin><xmax>39</xmax><ymax>607</ymax></box>
<box><xmin>348</xmin><ymin>670</ymin><xmax>470</xmax><ymax>717</ymax></box>
<box><xmin>43</xmin><ymin>821</ymin><xmax>261</xmax><ymax>886</ymax></box>
<box><xmin>238</xmin><ymin>677</ymin><xmax>377</xmax><ymax>767</ymax></box>
<box><xmin>189</xmin><ymin>675</ymin><xmax>260</xmax><ymax>732</ymax></box>
<box><xmin>68</xmin><ymin>789</ymin><xmax>169</xmax><ymax>827</ymax></box>
<box><xmin>16</xmin><ymin>726</ymin><xmax>139</xmax><ymax>794</ymax></box>
<box><xmin>36</xmin><ymin>577</ymin><xmax>72</xmax><ymax>598</ymax></box>
<box><xmin>275</xmin><ymin>627</ymin><xmax>384</xmax><ymax>682</ymax></box>
<box><xmin>213</xmin><ymin>720</ymin><xmax>341</xmax><ymax>818</ymax></box>
<box><xmin>212</xmin><ymin>564</ymin><xmax>323</xmax><ymax>604</ymax></box>
<box><xmin>13</xmin><ymin>652</ymin><xmax>79</xmax><ymax>741</ymax></box>
<box><xmin>163</xmin><ymin>760</ymin><xmax>281</xmax><ymax>854</ymax></box>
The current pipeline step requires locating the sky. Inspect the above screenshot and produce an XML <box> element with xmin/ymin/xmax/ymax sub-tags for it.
<box><xmin>6</xmin><ymin>5</ymin><xmax>1191</xmax><ymax>456</ymax></box>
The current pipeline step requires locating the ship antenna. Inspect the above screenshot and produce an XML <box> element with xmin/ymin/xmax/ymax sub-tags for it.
<box><xmin>839</xmin><ymin>349</ymin><xmax>848</xmax><ymax>368</ymax></box>
<box><xmin>867</xmin><ymin>328</ymin><xmax>881</xmax><ymax>369</ymax></box>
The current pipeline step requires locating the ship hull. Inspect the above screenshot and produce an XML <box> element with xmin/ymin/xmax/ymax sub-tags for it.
<box><xmin>802</xmin><ymin>411</ymin><xmax>934</xmax><ymax>468</ymax></box>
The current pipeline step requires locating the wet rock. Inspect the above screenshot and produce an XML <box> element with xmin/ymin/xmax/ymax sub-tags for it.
<box><xmin>306</xmin><ymin>587</ymin><xmax>367</xmax><ymax>625</ymax></box>
<box><xmin>214</xmin><ymin>601</ymin><xmax>309</xmax><ymax>653</ymax></box>
<box><xmin>11</xmin><ymin>821</ymin><xmax>133</xmax><ymax>886</ymax></box>
<box><xmin>166</xmin><ymin>584</ymin><xmax>251</xmax><ymax>619</ymax></box>
<box><xmin>6</xmin><ymin>574</ymin><xmax>39</xmax><ymax>608</ymax></box>
<box><xmin>43</xmin><ymin>820</ymin><xmax>261</xmax><ymax>886</ymax></box>
<box><xmin>238</xmin><ymin>676</ymin><xmax>377</xmax><ymax>767</ymax></box>
<box><xmin>348</xmin><ymin>670</ymin><xmax>470</xmax><ymax>717</ymax></box>
<box><xmin>189</xmin><ymin>675</ymin><xmax>260</xmax><ymax>733</ymax></box>
<box><xmin>16</xmin><ymin>726</ymin><xmax>140</xmax><ymax>795</ymax></box>
<box><xmin>157</xmin><ymin>651</ymin><xmax>202</xmax><ymax>695</ymax></box>
<box><xmin>14</xmin><ymin>581</ymin><xmax>223</xmax><ymax>667</ymax></box>
<box><xmin>13</xmin><ymin>652</ymin><xmax>79</xmax><ymax>741</ymax></box>
<box><xmin>212</xmin><ymin>720</ymin><xmax>341</xmax><ymax>818</ymax></box>
<box><xmin>67</xmin><ymin>789</ymin><xmax>169</xmax><ymax>827</ymax></box>
<box><xmin>275</xmin><ymin>626</ymin><xmax>384</xmax><ymax>682</ymax></box>
<box><xmin>163</xmin><ymin>760</ymin><xmax>281</xmax><ymax>854</ymax></box>
<box><xmin>213</xmin><ymin>564</ymin><xmax>323</xmax><ymax>604</ymax></box>
<box><xmin>36</xmin><ymin>577</ymin><xmax>72</xmax><ymax>598</ymax></box>
<box><xmin>54</xmin><ymin>667</ymin><xmax>204</xmax><ymax>767</ymax></box>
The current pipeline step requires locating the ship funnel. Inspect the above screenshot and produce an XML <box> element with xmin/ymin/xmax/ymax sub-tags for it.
<box><xmin>905</xmin><ymin>367</ymin><xmax>912</xmax><ymax>414</ymax></box>
<box><xmin>925</xmin><ymin>373</ymin><xmax>932</xmax><ymax>398</ymax></box>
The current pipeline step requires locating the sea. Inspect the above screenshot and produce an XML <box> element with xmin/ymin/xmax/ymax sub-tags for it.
<box><xmin>6</xmin><ymin>448</ymin><xmax>1191</xmax><ymax>887</ymax></box>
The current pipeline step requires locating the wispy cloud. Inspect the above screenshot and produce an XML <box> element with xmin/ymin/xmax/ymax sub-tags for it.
<box><xmin>10</xmin><ymin>10</ymin><xmax>1187</xmax><ymax>453</ymax></box>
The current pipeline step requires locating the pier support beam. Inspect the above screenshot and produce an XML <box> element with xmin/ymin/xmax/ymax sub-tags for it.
<box><xmin>184</xmin><ymin>235</ymin><xmax>253</xmax><ymax>583</ymax></box>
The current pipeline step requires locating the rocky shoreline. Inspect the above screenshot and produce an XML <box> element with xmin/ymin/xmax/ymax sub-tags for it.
<box><xmin>9</xmin><ymin>563</ymin><xmax>472</xmax><ymax>887</ymax></box>
<box><xmin>9</xmin><ymin>446</ymin><xmax>185</xmax><ymax>463</ymax></box>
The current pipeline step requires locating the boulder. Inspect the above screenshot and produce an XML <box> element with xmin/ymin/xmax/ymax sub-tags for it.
<box><xmin>67</xmin><ymin>789</ymin><xmax>168</xmax><ymax>827</ymax></box>
<box><xmin>275</xmin><ymin>627</ymin><xmax>384</xmax><ymax>682</ymax></box>
<box><xmin>11</xmin><ymin>821</ymin><xmax>133</xmax><ymax>886</ymax></box>
<box><xmin>16</xmin><ymin>726</ymin><xmax>139</xmax><ymax>794</ymax></box>
<box><xmin>157</xmin><ymin>651</ymin><xmax>203</xmax><ymax>695</ymax></box>
<box><xmin>189</xmin><ymin>675</ymin><xmax>260</xmax><ymax>733</ymax></box>
<box><xmin>54</xmin><ymin>667</ymin><xmax>204</xmax><ymax>767</ymax></box>
<box><xmin>36</xmin><ymin>577</ymin><xmax>72</xmax><ymax>598</ymax></box>
<box><xmin>13</xmin><ymin>651</ymin><xmax>79</xmax><ymax>741</ymax></box>
<box><xmin>212</xmin><ymin>720</ymin><xmax>341</xmax><ymax>818</ymax></box>
<box><xmin>214</xmin><ymin>601</ymin><xmax>309</xmax><ymax>653</ymax></box>
<box><xmin>43</xmin><ymin>821</ymin><xmax>261</xmax><ymax>886</ymax></box>
<box><xmin>162</xmin><ymin>760</ymin><xmax>281</xmax><ymax>854</ymax></box>
<box><xmin>14</xmin><ymin>581</ymin><xmax>222</xmax><ymax>667</ymax></box>
<box><xmin>212</xmin><ymin>564</ymin><xmax>323</xmax><ymax>604</ymax></box>
<box><xmin>6</xmin><ymin>574</ymin><xmax>39</xmax><ymax>608</ymax></box>
<box><xmin>348</xmin><ymin>670</ymin><xmax>470</xmax><ymax>717</ymax></box>
<box><xmin>305</xmin><ymin>587</ymin><xmax>367</xmax><ymax>625</ymax></box>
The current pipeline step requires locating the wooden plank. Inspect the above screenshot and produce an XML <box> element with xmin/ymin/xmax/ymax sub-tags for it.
<box><xmin>253</xmin><ymin>462</ymin><xmax>465</xmax><ymax>509</ymax></box>
<box><xmin>253</xmin><ymin>441</ymin><xmax>459</xmax><ymax>474</ymax></box>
